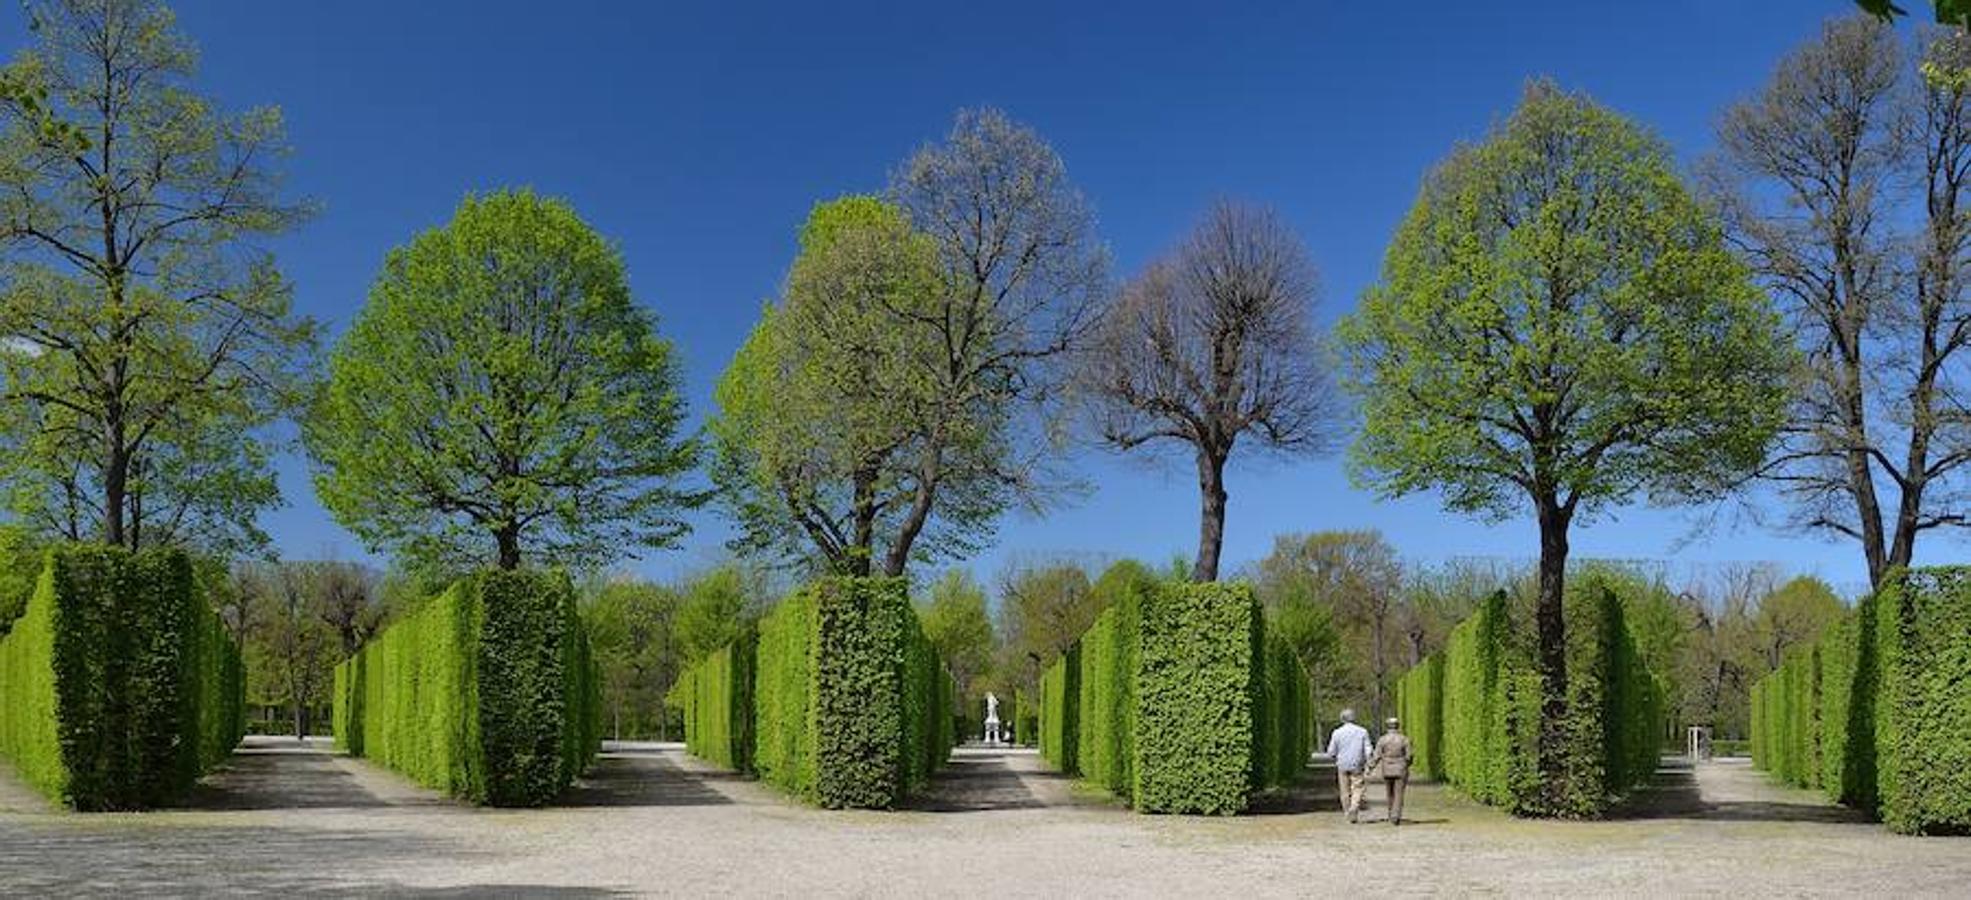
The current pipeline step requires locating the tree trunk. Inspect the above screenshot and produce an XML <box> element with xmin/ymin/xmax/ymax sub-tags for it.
<box><xmin>1192</xmin><ymin>450</ymin><xmax>1229</xmax><ymax>582</ymax></box>
<box><xmin>495</xmin><ymin>524</ymin><xmax>522</xmax><ymax>570</ymax></box>
<box><xmin>1534</xmin><ymin>496</ymin><xmax>1572</xmax><ymax>780</ymax></box>
<box><xmin>104</xmin><ymin>419</ymin><xmax>128</xmax><ymax>548</ymax></box>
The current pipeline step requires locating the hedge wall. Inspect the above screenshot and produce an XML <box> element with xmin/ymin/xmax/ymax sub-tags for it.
<box><xmin>332</xmin><ymin>569</ymin><xmax>599</xmax><ymax>807</ymax></box>
<box><xmin>672</xmin><ymin>631</ymin><xmax>755</xmax><ymax>772</ymax></box>
<box><xmin>0</xmin><ymin>545</ymin><xmax>244</xmax><ymax>810</ymax></box>
<box><xmin>1394</xmin><ymin>578</ymin><xmax>1663</xmax><ymax>818</ymax></box>
<box><xmin>1038</xmin><ymin>642</ymin><xmax>1079</xmax><ymax>775</ymax></box>
<box><xmin>675</xmin><ymin>576</ymin><xmax>956</xmax><ymax>809</ymax></box>
<box><xmin>1751</xmin><ymin>567</ymin><xmax>1970</xmax><ymax>834</ymax></box>
<box><xmin>1034</xmin><ymin>579</ymin><xmax>1312</xmax><ymax>815</ymax></box>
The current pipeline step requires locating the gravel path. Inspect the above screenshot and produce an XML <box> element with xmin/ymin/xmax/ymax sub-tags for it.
<box><xmin>0</xmin><ymin>738</ymin><xmax>1965</xmax><ymax>897</ymax></box>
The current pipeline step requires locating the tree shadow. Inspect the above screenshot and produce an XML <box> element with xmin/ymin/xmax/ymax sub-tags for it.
<box><xmin>556</xmin><ymin>748</ymin><xmax>738</xmax><ymax>808</ymax></box>
<box><xmin>1606</xmin><ymin>759</ymin><xmax>1870</xmax><ymax>825</ymax></box>
<box><xmin>176</xmin><ymin>743</ymin><xmax>394</xmax><ymax>811</ymax></box>
<box><xmin>0</xmin><ymin>819</ymin><xmax>622</xmax><ymax>896</ymax></box>
<box><xmin>905</xmin><ymin>750</ymin><xmax>1055</xmax><ymax>812</ymax></box>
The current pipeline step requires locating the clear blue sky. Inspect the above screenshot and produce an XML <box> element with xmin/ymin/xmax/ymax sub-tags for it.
<box><xmin>11</xmin><ymin>0</ymin><xmax>1909</xmax><ymax>596</ymax></box>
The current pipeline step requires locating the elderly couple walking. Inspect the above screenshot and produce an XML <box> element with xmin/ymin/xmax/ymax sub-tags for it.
<box><xmin>1325</xmin><ymin>709</ymin><xmax>1411</xmax><ymax>825</ymax></box>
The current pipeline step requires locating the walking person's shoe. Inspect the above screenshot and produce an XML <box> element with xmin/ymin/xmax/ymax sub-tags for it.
<box><xmin>1346</xmin><ymin>808</ymin><xmax>1357</xmax><ymax>824</ymax></box>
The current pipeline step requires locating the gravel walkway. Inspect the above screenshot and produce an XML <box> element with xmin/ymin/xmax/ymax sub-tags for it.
<box><xmin>0</xmin><ymin>738</ymin><xmax>1964</xmax><ymax>897</ymax></box>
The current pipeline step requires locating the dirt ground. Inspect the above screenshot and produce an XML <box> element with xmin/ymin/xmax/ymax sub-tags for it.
<box><xmin>1</xmin><ymin>737</ymin><xmax>1966</xmax><ymax>897</ymax></box>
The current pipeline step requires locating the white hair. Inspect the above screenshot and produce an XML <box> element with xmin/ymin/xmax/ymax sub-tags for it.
<box><xmin>1340</xmin><ymin>708</ymin><xmax>1356</xmax><ymax>724</ymax></box>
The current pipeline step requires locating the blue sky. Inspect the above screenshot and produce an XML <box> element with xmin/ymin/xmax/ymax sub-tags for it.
<box><xmin>9</xmin><ymin>0</ymin><xmax>1909</xmax><ymax>596</ymax></box>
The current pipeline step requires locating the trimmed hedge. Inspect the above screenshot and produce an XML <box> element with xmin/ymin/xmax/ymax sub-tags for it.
<box><xmin>1751</xmin><ymin>567</ymin><xmax>1971</xmax><ymax>834</ymax></box>
<box><xmin>0</xmin><ymin>545</ymin><xmax>244</xmax><ymax>810</ymax></box>
<box><xmin>671</xmin><ymin>630</ymin><xmax>755</xmax><ymax>772</ymax></box>
<box><xmin>675</xmin><ymin>576</ymin><xmax>956</xmax><ymax>809</ymax></box>
<box><xmin>1394</xmin><ymin>576</ymin><xmax>1664</xmax><ymax>818</ymax></box>
<box><xmin>1037</xmin><ymin>579</ymin><xmax>1312</xmax><ymax>815</ymax></box>
<box><xmin>332</xmin><ymin>569</ymin><xmax>600</xmax><ymax>807</ymax></box>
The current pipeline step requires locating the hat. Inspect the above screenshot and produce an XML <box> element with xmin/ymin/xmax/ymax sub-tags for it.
<box><xmin>1385</xmin><ymin>717</ymin><xmax>1400</xmax><ymax>727</ymax></box>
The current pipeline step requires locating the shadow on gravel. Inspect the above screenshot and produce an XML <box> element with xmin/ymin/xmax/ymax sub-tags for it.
<box><xmin>0</xmin><ymin>821</ymin><xmax>620</xmax><ymax>896</ymax></box>
<box><xmin>557</xmin><ymin>749</ymin><xmax>738</xmax><ymax>808</ymax></box>
<box><xmin>177</xmin><ymin>743</ymin><xmax>390</xmax><ymax>811</ymax></box>
<box><xmin>906</xmin><ymin>750</ymin><xmax>1051</xmax><ymax>812</ymax></box>
<box><xmin>1607</xmin><ymin>758</ymin><xmax>1870</xmax><ymax>825</ymax></box>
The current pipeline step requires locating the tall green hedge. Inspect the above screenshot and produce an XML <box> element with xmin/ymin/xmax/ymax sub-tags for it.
<box><xmin>671</xmin><ymin>629</ymin><xmax>755</xmax><ymax>772</ymax></box>
<box><xmin>1753</xmin><ymin>567</ymin><xmax>1971</xmax><ymax>834</ymax></box>
<box><xmin>1395</xmin><ymin>577</ymin><xmax>1663</xmax><ymax>818</ymax></box>
<box><xmin>332</xmin><ymin>569</ymin><xmax>599</xmax><ymax>807</ymax></box>
<box><xmin>1038</xmin><ymin>642</ymin><xmax>1079</xmax><ymax>775</ymax></box>
<box><xmin>0</xmin><ymin>545</ymin><xmax>244</xmax><ymax>810</ymax></box>
<box><xmin>675</xmin><ymin>576</ymin><xmax>956</xmax><ymax>809</ymax></box>
<box><xmin>1035</xmin><ymin>579</ymin><xmax>1311</xmax><ymax>815</ymax></box>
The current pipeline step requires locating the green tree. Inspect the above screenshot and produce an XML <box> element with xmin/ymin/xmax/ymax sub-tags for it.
<box><xmin>709</xmin><ymin>196</ymin><xmax>959</xmax><ymax>575</ymax></box>
<box><xmin>1337</xmin><ymin>81</ymin><xmax>1795</xmax><ymax>789</ymax></box>
<box><xmin>1251</xmin><ymin>530</ymin><xmax>1405</xmax><ymax>724</ymax></box>
<box><xmin>994</xmin><ymin>559</ymin><xmax>1100</xmax><ymax>694</ymax></box>
<box><xmin>1858</xmin><ymin>1</ymin><xmax>1971</xmax><ymax>26</ymax></box>
<box><xmin>1752</xmin><ymin>575</ymin><xmax>1844</xmax><ymax>670</ymax></box>
<box><xmin>585</xmin><ymin>578</ymin><xmax>681</xmax><ymax>740</ymax></box>
<box><xmin>305</xmin><ymin>190</ymin><xmax>698</xmax><ymax>571</ymax></box>
<box><xmin>920</xmin><ymin>569</ymin><xmax>996</xmax><ymax>700</ymax></box>
<box><xmin>674</xmin><ymin>563</ymin><xmax>767</xmax><ymax>665</ymax></box>
<box><xmin>0</xmin><ymin>0</ymin><xmax>314</xmax><ymax>555</ymax></box>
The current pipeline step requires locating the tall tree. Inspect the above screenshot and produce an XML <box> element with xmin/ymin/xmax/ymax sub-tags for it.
<box><xmin>709</xmin><ymin>197</ymin><xmax>959</xmax><ymax>575</ymax></box>
<box><xmin>1338</xmin><ymin>81</ymin><xmax>1794</xmax><ymax>793</ymax></box>
<box><xmin>920</xmin><ymin>569</ymin><xmax>996</xmax><ymax>700</ymax></box>
<box><xmin>673</xmin><ymin>563</ymin><xmax>768</xmax><ymax>665</ymax></box>
<box><xmin>0</xmin><ymin>0</ymin><xmax>314</xmax><ymax>555</ymax></box>
<box><xmin>1751</xmin><ymin>575</ymin><xmax>1845</xmax><ymax>670</ymax></box>
<box><xmin>1080</xmin><ymin>202</ymin><xmax>1338</xmax><ymax>582</ymax></box>
<box><xmin>305</xmin><ymin>190</ymin><xmax>699</xmax><ymax>571</ymax></box>
<box><xmin>1711</xmin><ymin>19</ymin><xmax>1971</xmax><ymax>589</ymax></box>
<box><xmin>880</xmin><ymin>108</ymin><xmax>1110</xmax><ymax>576</ymax></box>
<box><xmin>1251</xmin><ymin>530</ymin><xmax>1405</xmax><ymax>724</ymax></box>
<box><xmin>585</xmin><ymin>578</ymin><xmax>682</xmax><ymax>741</ymax></box>
<box><xmin>993</xmin><ymin>559</ymin><xmax>1100</xmax><ymax>694</ymax></box>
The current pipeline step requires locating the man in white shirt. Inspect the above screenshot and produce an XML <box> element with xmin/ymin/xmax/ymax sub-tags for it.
<box><xmin>1326</xmin><ymin>708</ymin><xmax>1373</xmax><ymax>823</ymax></box>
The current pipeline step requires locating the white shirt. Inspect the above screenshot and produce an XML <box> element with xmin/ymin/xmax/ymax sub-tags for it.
<box><xmin>1327</xmin><ymin>722</ymin><xmax>1372</xmax><ymax>773</ymax></box>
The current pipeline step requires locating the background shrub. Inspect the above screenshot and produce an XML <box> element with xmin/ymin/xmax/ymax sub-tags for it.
<box><xmin>1252</xmin><ymin>630</ymin><xmax>1312</xmax><ymax>792</ymax></box>
<box><xmin>0</xmin><ymin>545</ymin><xmax>244</xmax><ymax>810</ymax></box>
<box><xmin>1395</xmin><ymin>653</ymin><xmax>1444</xmax><ymax>780</ymax></box>
<box><xmin>1077</xmin><ymin>586</ymin><xmax>1139</xmax><ymax>796</ymax></box>
<box><xmin>332</xmin><ymin>569</ymin><xmax>600</xmax><ymax>807</ymax></box>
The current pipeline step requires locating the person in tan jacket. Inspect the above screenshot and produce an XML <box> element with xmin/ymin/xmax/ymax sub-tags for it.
<box><xmin>1366</xmin><ymin>717</ymin><xmax>1413</xmax><ymax>826</ymax></box>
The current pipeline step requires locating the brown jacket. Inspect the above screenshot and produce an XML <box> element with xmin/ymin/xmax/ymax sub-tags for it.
<box><xmin>1369</xmin><ymin>732</ymin><xmax>1412</xmax><ymax>780</ymax></box>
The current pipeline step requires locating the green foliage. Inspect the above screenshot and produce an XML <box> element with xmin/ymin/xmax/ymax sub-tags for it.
<box><xmin>1035</xmin><ymin>578</ymin><xmax>1309</xmax><ymax>814</ymax></box>
<box><xmin>752</xmin><ymin>588</ymin><xmax>817</xmax><ymax>797</ymax></box>
<box><xmin>1014</xmin><ymin>688</ymin><xmax>1038</xmax><ymax>747</ymax></box>
<box><xmin>676</xmin><ymin>577</ymin><xmax>955</xmax><ymax>809</ymax></box>
<box><xmin>675</xmin><ymin>564</ymin><xmax>763</xmax><ymax>665</ymax></box>
<box><xmin>1134</xmin><ymin>581</ymin><xmax>1261</xmax><ymax>815</ymax></box>
<box><xmin>332</xmin><ymin>569</ymin><xmax>600</xmax><ymax>807</ymax></box>
<box><xmin>1038</xmin><ymin>643</ymin><xmax>1080</xmax><ymax>775</ymax></box>
<box><xmin>1337</xmin><ymin>80</ymin><xmax>1793</xmax><ymax>525</ymax></box>
<box><xmin>0</xmin><ymin>545</ymin><xmax>243</xmax><ymax>810</ymax></box>
<box><xmin>1398</xmin><ymin>580</ymin><xmax>1663</xmax><ymax>818</ymax></box>
<box><xmin>920</xmin><ymin>569</ymin><xmax>995</xmax><ymax>701</ymax></box>
<box><xmin>1396</xmin><ymin>653</ymin><xmax>1445</xmax><ymax>780</ymax></box>
<box><xmin>0</xmin><ymin>0</ymin><xmax>315</xmax><ymax>556</ymax></box>
<box><xmin>585</xmin><ymin>579</ymin><xmax>682</xmax><ymax>741</ymax></box>
<box><xmin>0</xmin><ymin>525</ymin><xmax>41</xmax><ymax>633</ymax></box>
<box><xmin>1077</xmin><ymin>581</ymin><xmax>1141</xmax><ymax>796</ymax></box>
<box><xmin>307</xmin><ymin>189</ymin><xmax>698</xmax><ymax>571</ymax></box>
<box><xmin>672</xmin><ymin>629</ymin><xmax>755</xmax><ymax>772</ymax></box>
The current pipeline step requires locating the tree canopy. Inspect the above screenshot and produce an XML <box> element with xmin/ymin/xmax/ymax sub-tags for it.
<box><xmin>1338</xmin><ymin>80</ymin><xmax>1795</xmax><ymax>784</ymax></box>
<box><xmin>0</xmin><ymin>0</ymin><xmax>314</xmax><ymax>555</ymax></box>
<box><xmin>305</xmin><ymin>189</ymin><xmax>699</xmax><ymax>572</ymax></box>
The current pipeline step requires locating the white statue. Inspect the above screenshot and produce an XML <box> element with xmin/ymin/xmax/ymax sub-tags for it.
<box><xmin>984</xmin><ymin>692</ymin><xmax>1003</xmax><ymax>745</ymax></box>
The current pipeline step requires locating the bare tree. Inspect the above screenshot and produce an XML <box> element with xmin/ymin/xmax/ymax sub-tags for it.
<box><xmin>884</xmin><ymin>108</ymin><xmax>1109</xmax><ymax>576</ymax></box>
<box><xmin>312</xmin><ymin>560</ymin><xmax>383</xmax><ymax>656</ymax></box>
<box><xmin>1080</xmin><ymin>202</ymin><xmax>1338</xmax><ymax>581</ymax></box>
<box><xmin>1712</xmin><ymin>18</ymin><xmax>1971</xmax><ymax>588</ymax></box>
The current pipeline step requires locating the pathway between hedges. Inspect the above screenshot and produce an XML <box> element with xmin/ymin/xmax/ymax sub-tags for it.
<box><xmin>0</xmin><ymin>740</ymin><xmax>1965</xmax><ymax>896</ymax></box>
